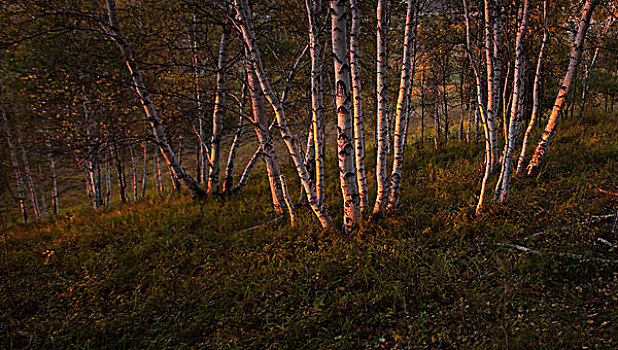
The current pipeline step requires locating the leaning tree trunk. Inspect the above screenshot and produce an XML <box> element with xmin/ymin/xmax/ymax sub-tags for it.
<box><xmin>526</xmin><ymin>0</ymin><xmax>599</xmax><ymax>175</ymax></box>
<box><xmin>104</xmin><ymin>0</ymin><xmax>205</xmax><ymax>198</ymax></box>
<box><xmin>387</xmin><ymin>0</ymin><xmax>416</xmax><ymax>210</ymax></box>
<box><xmin>207</xmin><ymin>19</ymin><xmax>231</xmax><ymax>194</ymax></box>
<box><xmin>2</xmin><ymin>110</ymin><xmax>28</xmax><ymax>223</ymax></box>
<box><xmin>17</xmin><ymin>129</ymin><xmax>40</xmax><ymax>221</ymax></box>
<box><xmin>516</xmin><ymin>0</ymin><xmax>548</xmax><ymax>174</ymax></box>
<box><xmin>329</xmin><ymin>0</ymin><xmax>359</xmax><ymax>231</ymax></box>
<box><xmin>373</xmin><ymin>0</ymin><xmax>390</xmax><ymax>214</ymax></box>
<box><xmin>233</xmin><ymin>146</ymin><xmax>262</xmax><ymax>193</ymax></box>
<box><xmin>306</xmin><ymin>0</ymin><xmax>326</xmax><ymax>207</ymax></box>
<box><xmin>236</xmin><ymin>0</ymin><xmax>333</xmax><ymax>228</ymax></box>
<box><xmin>494</xmin><ymin>0</ymin><xmax>530</xmax><ymax>203</ymax></box>
<box><xmin>349</xmin><ymin>0</ymin><xmax>369</xmax><ymax>215</ymax></box>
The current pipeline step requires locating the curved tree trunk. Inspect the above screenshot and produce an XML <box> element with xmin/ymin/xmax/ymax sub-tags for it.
<box><xmin>104</xmin><ymin>0</ymin><xmax>205</xmax><ymax>199</ymax></box>
<box><xmin>236</xmin><ymin>0</ymin><xmax>333</xmax><ymax>228</ymax></box>
<box><xmin>526</xmin><ymin>0</ymin><xmax>599</xmax><ymax>174</ymax></box>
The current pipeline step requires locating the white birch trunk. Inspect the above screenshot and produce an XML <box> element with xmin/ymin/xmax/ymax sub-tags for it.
<box><xmin>387</xmin><ymin>0</ymin><xmax>416</xmax><ymax>210</ymax></box>
<box><xmin>516</xmin><ymin>0</ymin><xmax>548</xmax><ymax>174</ymax></box>
<box><xmin>105</xmin><ymin>0</ymin><xmax>205</xmax><ymax>198</ymax></box>
<box><xmin>494</xmin><ymin>0</ymin><xmax>530</xmax><ymax>203</ymax></box>
<box><xmin>45</xmin><ymin>131</ymin><xmax>58</xmax><ymax>215</ymax></box>
<box><xmin>37</xmin><ymin>164</ymin><xmax>48</xmax><ymax>218</ymax></box>
<box><xmin>2</xmin><ymin>110</ymin><xmax>28</xmax><ymax>223</ymax></box>
<box><xmin>349</xmin><ymin>0</ymin><xmax>369</xmax><ymax>215</ymax></box>
<box><xmin>329</xmin><ymin>0</ymin><xmax>359</xmax><ymax>231</ymax></box>
<box><xmin>373</xmin><ymin>0</ymin><xmax>390</xmax><ymax>214</ymax></box>
<box><xmin>207</xmin><ymin>20</ymin><xmax>230</xmax><ymax>194</ymax></box>
<box><xmin>17</xmin><ymin>129</ymin><xmax>40</xmax><ymax>220</ymax></box>
<box><xmin>236</xmin><ymin>0</ymin><xmax>333</xmax><ymax>228</ymax></box>
<box><xmin>305</xmin><ymin>0</ymin><xmax>326</xmax><ymax>207</ymax></box>
<box><xmin>223</xmin><ymin>106</ymin><xmax>246</xmax><ymax>193</ymax></box>
<box><xmin>233</xmin><ymin>146</ymin><xmax>262</xmax><ymax>193</ymax></box>
<box><xmin>130</xmin><ymin>144</ymin><xmax>139</xmax><ymax>200</ymax></box>
<box><xmin>141</xmin><ymin>143</ymin><xmax>148</xmax><ymax>199</ymax></box>
<box><xmin>526</xmin><ymin>0</ymin><xmax>599</xmax><ymax>174</ymax></box>
<box><xmin>484</xmin><ymin>0</ymin><xmax>499</xmax><ymax>172</ymax></box>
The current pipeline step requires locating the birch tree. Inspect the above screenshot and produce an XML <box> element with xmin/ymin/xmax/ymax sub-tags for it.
<box><xmin>526</xmin><ymin>0</ymin><xmax>599</xmax><ymax>175</ymax></box>
<box><xmin>373</xmin><ymin>0</ymin><xmax>390</xmax><ymax>214</ymax></box>
<box><xmin>104</xmin><ymin>0</ymin><xmax>206</xmax><ymax>199</ymax></box>
<box><xmin>330</xmin><ymin>0</ymin><xmax>359</xmax><ymax>231</ymax></box>
<box><xmin>494</xmin><ymin>0</ymin><xmax>530</xmax><ymax>203</ymax></box>
<box><xmin>207</xmin><ymin>16</ymin><xmax>231</xmax><ymax>194</ymax></box>
<box><xmin>349</xmin><ymin>0</ymin><xmax>369</xmax><ymax>215</ymax></box>
<box><xmin>236</xmin><ymin>0</ymin><xmax>333</xmax><ymax>228</ymax></box>
<box><xmin>2</xmin><ymin>109</ymin><xmax>28</xmax><ymax>223</ymax></box>
<box><xmin>516</xmin><ymin>0</ymin><xmax>548</xmax><ymax>174</ymax></box>
<box><xmin>387</xmin><ymin>0</ymin><xmax>417</xmax><ymax>210</ymax></box>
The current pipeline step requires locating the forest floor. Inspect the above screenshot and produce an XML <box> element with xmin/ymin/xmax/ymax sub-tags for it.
<box><xmin>1</xmin><ymin>112</ymin><xmax>617</xmax><ymax>349</ymax></box>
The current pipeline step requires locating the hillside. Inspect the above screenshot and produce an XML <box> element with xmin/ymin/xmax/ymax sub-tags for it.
<box><xmin>1</xmin><ymin>114</ymin><xmax>617</xmax><ymax>349</ymax></box>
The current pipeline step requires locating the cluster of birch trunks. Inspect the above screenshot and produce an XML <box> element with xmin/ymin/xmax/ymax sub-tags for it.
<box><xmin>3</xmin><ymin>0</ymin><xmax>612</xmax><ymax>232</ymax></box>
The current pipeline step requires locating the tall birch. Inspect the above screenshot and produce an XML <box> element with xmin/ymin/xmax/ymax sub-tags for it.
<box><xmin>387</xmin><ymin>0</ymin><xmax>416</xmax><ymax>210</ymax></box>
<box><xmin>516</xmin><ymin>0</ymin><xmax>548</xmax><ymax>174</ymax></box>
<box><xmin>526</xmin><ymin>0</ymin><xmax>599</xmax><ymax>174</ymax></box>
<box><xmin>236</xmin><ymin>0</ymin><xmax>333</xmax><ymax>228</ymax></box>
<box><xmin>373</xmin><ymin>0</ymin><xmax>389</xmax><ymax>213</ymax></box>
<box><xmin>2</xmin><ymin>109</ymin><xmax>28</xmax><ymax>223</ymax></box>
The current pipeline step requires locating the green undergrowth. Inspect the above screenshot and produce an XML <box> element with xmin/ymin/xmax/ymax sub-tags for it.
<box><xmin>1</xmin><ymin>114</ymin><xmax>617</xmax><ymax>349</ymax></box>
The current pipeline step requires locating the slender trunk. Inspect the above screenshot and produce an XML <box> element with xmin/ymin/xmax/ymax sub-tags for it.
<box><xmin>130</xmin><ymin>144</ymin><xmax>139</xmax><ymax>200</ymax></box>
<box><xmin>37</xmin><ymin>164</ymin><xmax>48</xmax><ymax>218</ymax></box>
<box><xmin>233</xmin><ymin>146</ymin><xmax>262</xmax><ymax>193</ymax></box>
<box><xmin>484</xmin><ymin>0</ymin><xmax>499</xmax><ymax>172</ymax></box>
<box><xmin>105</xmin><ymin>0</ymin><xmax>205</xmax><ymax>198</ymax></box>
<box><xmin>349</xmin><ymin>0</ymin><xmax>369</xmax><ymax>215</ymax></box>
<box><xmin>502</xmin><ymin>61</ymin><xmax>511</xmax><ymax>144</ymax></box>
<box><xmin>387</xmin><ymin>0</ymin><xmax>416</xmax><ymax>210</ymax></box>
<box><xmin>207</xmin><ymin>19</ymin><xmax>231</xmax><ymax>194</ymax></box>
<box><xmin>516</xmin><ymin>0</ymin><xmax>548</xmax><ymax>174</ymax></box>
<box><xmin>17</xmin><ymin>129</ymin><xmax>40</xmax><ymax>220</ymax></box>
<box><xmin>373</xmin><ymin>0</ymin><xmax>390</xmax><ymax>213</ymax></box>
<box><xmin>112</xmin><ymin>143</ymin><xmax>127</xmax><ymax>203</ymax></box>
<box><xmin>306</xmin><ymin>0</ymin><xmax>326</xmax><ymax>207</ymax></box>
<box><xmin>223</xmin><ymin>89</ymin><xmax>246</xmax><ymax>193</ymax></box>
<box><xmin>236</xmin><ymin>0</ymin><xmax>333</xmax><ymax>228</ymax></box>
<box><xmin>2</xmin><ymin>110</ymin><xmax>28</xmax><ymax>223</ymax></box>
<box><xmin>105</xmin><ymin>149</ymin><xmax>112</xmax><ymax>205</ymax></box>
<box><xmin>298</xmin><ymin>122</ymin><xmax>315</xmax><ymax>205</ymax></box>
<box><xmin>463</xmin><ymin>0</ymin><xmax>492</xmax><ymax>215</ymax></box>
<box><xmin>154</xmin><ymin>147</ymin><xmax>164</xmax><ymax>195</ymax></box>
<box><xmin>526</xmin><ymin>0</ymin><xmax>598</xmax><ymax>174</ymax></box>
<box><xmin>45</xmin><ymin>132</ymin><xmax>59</xmax><ymax>215</ymax></box>
<box><xmin>141</xmin><ymin>143</ymin><xmax>148</xmax><ymax>199</ymax></box>
<box><xmin>192</xmin><ymin>13</ymin><xmax>203</xmax><ymax>184</ymax></box>
<box><xmin>494</xmin><ymin>0</ymin><xmax>530</xmax><ymax>203</ymax></box>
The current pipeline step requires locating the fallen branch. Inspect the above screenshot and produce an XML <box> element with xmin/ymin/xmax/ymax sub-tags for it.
<box><xmin>481</xmin><ymin>242</ymin><xmax>618</xmax><ymax>264</ymax></box>
<box><xmin>523</xmin><ymin>213</ymin><xmax>617</xmax><ymax>241</ymax></box>
<box><xmin>239</xmin><ymin>216</ymin><xmax>283</xmax><ymax>233</ymax></box>
<box><xmin>596</xmin><ymin>237</ymin><xmax>616</xmax><ymax>249</ymax></box>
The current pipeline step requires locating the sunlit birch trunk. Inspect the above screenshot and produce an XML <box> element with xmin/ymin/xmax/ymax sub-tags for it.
<box><xmin>484</xmin><ymin>0</ymin><xmax>499</xmax><ymax>172</ymax></box>
<box><xmin>328</xmin><ymin>0</ymin><xmax>359</xmax><ymax>231</ymax></box>
<box><xmin>494</xmin><ymin>0</ymin><xmax>530</xmax><ymax>203</ymax></box>
<box><xmin>306</xmin><ymin>0</ymin><xmax>326</xmax><ymax>207</ymax></box>
<box><xmin>387</xmin><ymin>0</ymin><xmax>416</xmax><ymax>210</ymax></box>
<box><xmin>17</xmin><ymin>129</ymin><xmax>40</xmax><ymax>220</ymax></box>
<box><xmin>45</xmin><ymin>131</ymin><xmax>58</xmax><ymax>215</ymax></box>
<box><xmin>207</xmin><ymin>17</ymin><xmax>231</xmax><ymax>194</ymax></box>
<box><xmin>516</xmin><ymin>0</ymin><xmax>548</xmax><ymax>174</ymax></box>
<box><xmin>236</xmin><ymin>0</ymin><xmax>333</xmax><ymax>228</ymax></box>
<box><xmin>105</xmin><ymin>0</ymin><xmax>205</xmax><ymax>198</ymax></box>
<box><xmin>526</xmin><ymin>0</ymin><xmax>598</xmax><ymax>175</ymax></box>
<box><xmin>349</xmin><ymin>0</ymin><xmax>368</xmax><ymax>215</ymax></box>
<box><xmin>373</xmin><ymin>0</ymin><xmax>389</xmax><ymax>214</ymax></box>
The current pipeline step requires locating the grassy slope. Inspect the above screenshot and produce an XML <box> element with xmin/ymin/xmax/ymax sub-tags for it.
<box><xmin>1</xmin><ymin>114</ymin><xmax>617</xmax><ymax>349</ymax></box>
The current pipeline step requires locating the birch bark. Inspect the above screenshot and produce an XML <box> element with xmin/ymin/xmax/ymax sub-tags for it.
<box><xmin>373</xmin><ymin>0</ymin><xmax>389</xmax><ymax>213</ymax></box>
<box><xmin>526</xmin><ymin>0</ymin><xmax>599</xmax><ymax>174</ymax></box>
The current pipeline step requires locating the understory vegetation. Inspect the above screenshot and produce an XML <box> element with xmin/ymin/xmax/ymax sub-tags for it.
<box><xmin>1</xmin><ymin>114</ymin><xmax>616</xmax><ymax>349</ymax></box>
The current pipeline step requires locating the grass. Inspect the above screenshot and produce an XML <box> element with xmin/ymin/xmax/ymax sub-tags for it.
<box><xmin>1</xmin><ymin>113</ymin><xmax>617</xmax><ymax>349</ymax></box>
